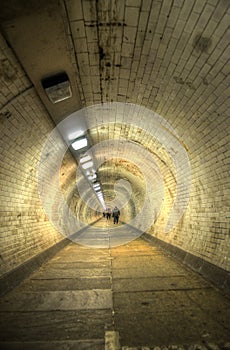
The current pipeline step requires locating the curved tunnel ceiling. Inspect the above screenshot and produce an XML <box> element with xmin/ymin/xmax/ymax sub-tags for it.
<box><xmin>37</xmin><ymin>102</ymin><xmax>191</xmax><ymax>246</ymax></box>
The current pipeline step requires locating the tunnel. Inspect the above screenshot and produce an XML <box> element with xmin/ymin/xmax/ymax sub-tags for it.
<box><xmin>0</xmin><ymin>0</ymin><xmax>229</xmax><ymax>349</ymax></box>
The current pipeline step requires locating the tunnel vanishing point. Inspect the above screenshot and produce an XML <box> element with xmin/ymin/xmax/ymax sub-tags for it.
<box><xmin>0</xmin><ymin>0</ymin><xmax>229</xmax><ymax>349</ymax></box>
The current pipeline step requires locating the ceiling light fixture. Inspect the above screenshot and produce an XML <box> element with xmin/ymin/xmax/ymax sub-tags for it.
<box><xmin>68</xmin><ymin>130</ymin><xmax>84</xmax><ymax>141</ymax></box>
<box><xmin>88</xmin><ymin>174</ymin><xmax>97</xmax><ymax>180</ymax></box>
<box><xmin>80</xmin><ymin>155</ymin><xmax>91</xmax><ymax>163</ymax></box>
<box><xmin>93</xmin><ymin>183</ymin><xmax>100</xmax><ymax>188</ymax></box>
<box><xmin>93</xmin><ymin>184</ymin><xmax>100</xmax><ymax>189</ymax></box>
<box><xmin>71</xmin><ymin>137</ymin><xmax>88</xmax><ymax>151</ymax></box>
<box><xmin>82</xmin><ymin>160</ymin><xmax>93</xmax><ymax>169</ymax></box>
<box><xmin>94</xmin><ymin>187</ymin><xmax>101</xmax><ymax>192</ymax></box>
<box><xmin>42</xmin><ymin>72</ymin><xmax>72</xmax><ymax>104</ymax></box>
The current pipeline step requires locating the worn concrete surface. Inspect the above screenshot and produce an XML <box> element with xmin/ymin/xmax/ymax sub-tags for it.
<box><xmin>0</xmin><ymin>219</ymin><xmax>229</xmax><ymax>349</ymax></box>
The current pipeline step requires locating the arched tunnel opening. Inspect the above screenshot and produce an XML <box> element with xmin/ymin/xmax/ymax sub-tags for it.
<box><xmin>0</xmin><ymin>0</ymin><xmax>229</xmax><ymax>348</ymax></box>
<box><xmin>37</xmin><ymin>104</ymin><xmax>191</xmax><ymax>248</ymax></box>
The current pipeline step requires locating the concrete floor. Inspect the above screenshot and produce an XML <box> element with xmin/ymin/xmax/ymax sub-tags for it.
<box><xmin>0</xmin><ymin>219</ymin><xmax>229</xmax><ymax>349</ymax></box>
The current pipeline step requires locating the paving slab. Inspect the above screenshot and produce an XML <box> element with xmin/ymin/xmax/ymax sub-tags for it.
<box><xmin>112</xmin><ymin>266</ymin><xmax>187</xmax><ymax>279</ymax></box>
<box><xmin>0</xmin><ymin>310</ymin><xmax>113</xmax><ymax>341</ymax></box>
<box><xmin>51</xmin><ymin>254</ymin><xmax>111</xmax><ymax>262</ymax></box>
<box><xmin>32</xmin><ymin>267</ymin><xmax>111</xmax><ymax>279</ymax></box>
<box><xmin>41</xmin><ymin>262</ymin><xmax>111</xmax><ymax>272</ymax></box>
<box><xmin>115</xmin><ymin>304</ymin><xmax>229</xmax><ymax>346</ymax></box>
<box><xmin>113</xmin><ymin>275</ymin><xmax>210</xmax><ymax>292</ymax></box>
<box><xmin>111</xmin><ymin>255</ymin><xmax>185</xmax><ymax>269</ymax></box>
<box><xmin>0</xmin><ymin>289</ymin><xmax>112</xmax><ymax>311</ymax></box>
<box><xmin>185</xmin><ymin>288</ymin><xmax>230</xmax><ymax>327</ymax></box>
<box><xmin>114</xmin><ymin>295</ymin><xmax>230</xmax><ymax>346</ymax></box>
<box><xmin>16</xmin><ymin>277</ymin><xmax>111</xmax><ymax>292</ymax></box>
<box><xmin>0</xmin><ymin>340</ymin><xmax>104</xmax><ymax>350</ymax></box>
<box><xmin>110</xmin><ymin>247</ymin><xmax>162</xmax><ymax>257</ymax></box>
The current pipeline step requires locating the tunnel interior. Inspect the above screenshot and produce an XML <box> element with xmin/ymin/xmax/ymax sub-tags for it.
<box><xmin>0</xmin><ymin>0</ymin><xmax>229</xmax><ymax>330</ymax></box>
<box><xmin>0</xmin><ymin>0</ymin><xmax>229</xmax><ymax>348</ymax></box>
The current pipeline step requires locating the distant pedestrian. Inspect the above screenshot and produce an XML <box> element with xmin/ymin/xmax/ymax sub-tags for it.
<box><xmin>105</xmin><ymin>208</ymin><xmax>109</xmax><ymax>220</ymax></box>
<box><xmin>107</xmin><ymin>208</ymin><xmax>111</xmax><ymax>219</ymax></box>
<box><xmin>112</xmin><ymin>206</ymin><xmax>120</xmax><ymax>224</ymax></box>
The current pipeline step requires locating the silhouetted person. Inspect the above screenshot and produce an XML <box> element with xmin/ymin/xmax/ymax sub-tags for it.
<box><xmin>112</xmin><ymin>206</ymin><xmax>120</xmax><ymax>224</ymax></box>
<box><xmin>105</xmin><ymin>208</ymin><xmax>111</xmax><ymax>220</ymax></box>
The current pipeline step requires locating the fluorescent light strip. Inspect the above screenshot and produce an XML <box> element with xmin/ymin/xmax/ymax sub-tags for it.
<box><xmin>93</xmin><ymin>183</ymin><xmax>100</xmax><ymax>189</ymax></box>
<box><xmin>68</xmin><ymin>131</ymin><xmax>84</xmax><ymax>141</ymax></box>
<box><xmin>82</xmin><ymin>161</ymin><xmax>93</xmax><ymax>169</ymax></box>
<box><xmin>88</xmin><ymin>174</ymin><xmax>97</xmax><ymax>180</ymax></box>
<box><xmin>71</xmin><ymin>137</ymin><xmax>88</xmax><ymax>150</ymax></box>
<box><xmin>80</xmin><ymin>155</ymin><xmax>91</xmax><ymax>163</ymax></box>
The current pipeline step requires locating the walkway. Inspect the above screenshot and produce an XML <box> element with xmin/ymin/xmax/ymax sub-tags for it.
<box><xmin>0</xmin><ymin>220</ymin><xmax>229</xmax><ymax>349</ymax></box>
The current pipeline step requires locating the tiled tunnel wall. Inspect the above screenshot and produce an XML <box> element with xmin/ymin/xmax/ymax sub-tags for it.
<box><xmin>0</xmin><ymin>34</ymin><xmax>70</xmax><ymax>276</ymax></box>
<box><xmin>0</xmin><ymin>35</ymin><xmax>104</xmax><ymax>278</ymax></box>
<box><xmin>80</xmin><ymin>106</ymin><xmax>229</xmax><ymax>272</ymax></box>
<box><xmin>0</xmin><ymin>0</ymin><xmax>230</xmax><ymax>284</ymax></box>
